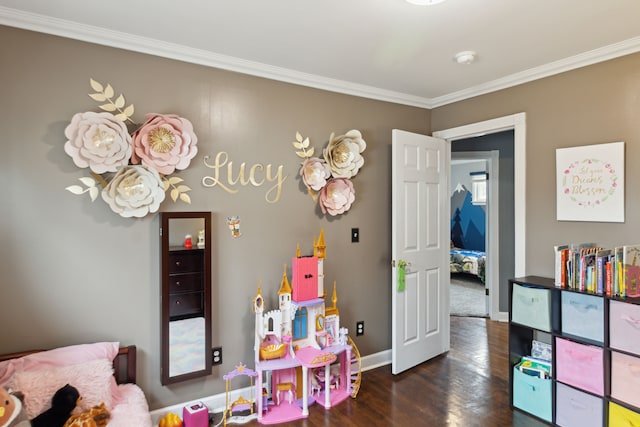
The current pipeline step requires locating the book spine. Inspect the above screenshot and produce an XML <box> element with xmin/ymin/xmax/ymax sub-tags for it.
<box><xmin>596</xmin><ymin>255</ymin><xmax>605</xmax><ymax>294</ymax></box>
<box><xmin>606</xmin><ymin>260</ymin><xmax>612</xmax><ymax>296</ymax></box>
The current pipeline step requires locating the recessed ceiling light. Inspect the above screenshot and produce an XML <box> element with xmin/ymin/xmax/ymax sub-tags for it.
<box><xmin>454</xmin><ymin>51</ymin><xmax>477</xmax><ymax>65</ymax></box>
<box><xmin>406</xmin><ymin>0</ymin><xmax>446</xmax><ymax>5</ymax></box>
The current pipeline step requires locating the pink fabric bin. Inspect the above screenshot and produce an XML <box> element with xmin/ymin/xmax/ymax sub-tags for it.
<box><xmin>555</xmin><ymin>337</ymin><xmax>604</xmax><ymax>395</ymax></box>
<box><xmin>609</xmin><ymin>300</ymin><xmax>640</xmax><ymax>356</ymax></box>
<box><xmin>611</xmin><ymin>351</ymin><xmax>640</xmax><ymax>409</ymax></box>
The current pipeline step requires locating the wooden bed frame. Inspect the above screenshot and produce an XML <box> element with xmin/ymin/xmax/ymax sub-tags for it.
<box><xmin>0</xmin><ymin>345</ymin><xmax>137</xmax><ymax>385</ymax></box>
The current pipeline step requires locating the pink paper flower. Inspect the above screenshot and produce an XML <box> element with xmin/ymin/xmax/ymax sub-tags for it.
<box><xmin>101</xmin><ymin>165</ymin><xmax>166</xmax><ymax>218</ymax></box>
<box><xmin>64</xmin><ymin>111</ymin><xmax>132</xmax><ymax>174</ymax></box>
<box><xmin>300</xmin><ymin>158</ymin><xmax>331</xmax><ymax>191</ymax></box>
<box><xmin>131</xmin><ymin>113</ymin><xmax>198</xmax><ymax>175</ymax></box>
<box><xmin>319</xmin><ymin>178</ymin><xmax>356</xmax><ymax>216</ymax></box>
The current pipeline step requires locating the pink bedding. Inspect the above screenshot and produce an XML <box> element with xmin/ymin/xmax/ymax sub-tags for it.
<box><xmin>0</xmin><ymin>342</ymin><xmax>152</xmax><ymax>426</ymax></box>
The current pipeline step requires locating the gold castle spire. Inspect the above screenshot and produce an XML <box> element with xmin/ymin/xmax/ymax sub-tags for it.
<box><xmin>314</xmin><ymin>228</ymin><xmax>326</xmax><ymax>259</ymax></box>
<box><xmin>278</xmin><ymin>264</ymin><xmax>292</xmax><ymax>295</ymax></box>
<box><xmin>325</xmin><ymin>281</ymin><xmax>339</xmax><ymax>316</ymax></box>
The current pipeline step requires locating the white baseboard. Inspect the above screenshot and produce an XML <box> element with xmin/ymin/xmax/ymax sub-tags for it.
<box><xmin>493</xmin><ymin>311</ymin><xmax>509</xmax><ymax>322</ymax></box>
<box><xmin>149</xmin><ymin>349</ymin><xmax>392</xmax><ymax>424</ymax></box>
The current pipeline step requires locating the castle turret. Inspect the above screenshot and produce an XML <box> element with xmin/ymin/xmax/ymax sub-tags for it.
<box><xmin>253</xmin><ymin>281</ymin><xmax>264</xmax><ymax>314</ymax></box>
<box><xmin>314</xmin><ymin>229</ymin><xmax>326</xmax><ymax>297</ymax></box>
<box><xmin>278</xmin><ymin>264</ymin><xmax>292</xmax><ymax>335</ymax></box>
<box><xmin>314</xmin><ymin>228</ymin><xmax>326</xmax><ymax>259</ymax></box>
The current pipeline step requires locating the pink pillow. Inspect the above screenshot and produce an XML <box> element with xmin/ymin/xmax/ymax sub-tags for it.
<box><xmin>9</xmin><ymin>358</ymin><xmax>116</xmax><ymax>419</ymax></box>
<box><xmin>0</xmin><ymin>342</ymin><xmax>119</xmax><ymax>387</ymax></box>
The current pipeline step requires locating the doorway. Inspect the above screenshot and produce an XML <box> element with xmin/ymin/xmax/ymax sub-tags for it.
<box><xmin>449</xmin><ymin>152</ymin><xmax>497</xmax><ymax>318</ymax></box>
<box><xmin>434</xmin><ymin>112</ymin><xmax>526</xmax><ymax>320</ymax></box>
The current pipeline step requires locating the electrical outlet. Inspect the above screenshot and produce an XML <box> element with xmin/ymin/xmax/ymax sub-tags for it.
<box><xmin>212</xmin><ymin>347</ymin><xmax>222</xmax><ymax>365</ymax></box>
<box><xmin>356</xmin><ymin>321</ymin><xmax>364</xmax><ymax>336</ymax></box>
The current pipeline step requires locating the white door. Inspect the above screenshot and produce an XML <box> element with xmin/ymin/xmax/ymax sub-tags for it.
<box><xmin>391</xmin><ymin>129</ymin><xmax>450</xmax><ymax>375</ymax></box>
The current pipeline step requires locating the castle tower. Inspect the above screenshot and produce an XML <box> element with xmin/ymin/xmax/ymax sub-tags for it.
<box><xmin>278</xmin><ymin>264</ymin><xmax>292</xmax><ymax>336</ymax></box>
<box><xmin>253</xmin><ymin>281</ymin><xmax>265</xmax><ymax>356</ymax></box>
<box><xmin>253</xmin><ymin>281</ymin><xmax>264</xmax><ymax>315</ymax></box>
<box><xmin>314</xmin><ymin>228</ymin><xmax>326</xmax><ymax>259</ymax></box>
<box><xmin>314</xmin><ymin>229</ymin><xmax>326</xmax><ymax>298</ymax></box>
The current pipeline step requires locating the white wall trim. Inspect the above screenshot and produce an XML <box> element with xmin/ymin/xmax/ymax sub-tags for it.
<box><xmin>0</xmin><ymin>6</ymin><xmax>431</xmax><ymax>109</ymax></box>
<box><xmin>1</xmin><ymin>7</ymin><xmax>639</xmax><ymax>109</ymax></box>
<box><xmin>428</xmin><ymin>36</ymin><xmax>640</xmax><ymax>107</ymax></box>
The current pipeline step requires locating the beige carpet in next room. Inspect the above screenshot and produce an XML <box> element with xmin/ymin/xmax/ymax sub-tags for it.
<box><xmin>450</xmin><ymin>274</ymin><xmax>487</xmax><ymax>317</ymax></box>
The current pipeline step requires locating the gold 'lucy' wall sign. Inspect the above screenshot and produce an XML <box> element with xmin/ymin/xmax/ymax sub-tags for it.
<box><xmin>201</xmin><ymin>151</ymin><xmax>287</xmax><ymax>203</ymax></box>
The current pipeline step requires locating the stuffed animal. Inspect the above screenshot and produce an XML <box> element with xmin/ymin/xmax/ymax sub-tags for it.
<box><xmin>31</xmin><ymin>384</ymin><xmax>80</xmax><ymax>427</ymax></box>
<box><xmin>0</xmin><ymin>386</ymin><xmax>29</xmax><ymax>427</ymax></box>
<box><xmin>63</xmin><ymin>402</ymin><xmax>109</xmax><ymax>427</ymax></box>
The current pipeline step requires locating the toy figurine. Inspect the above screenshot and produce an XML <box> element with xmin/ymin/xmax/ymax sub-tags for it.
<box><xmin>197</xmin><ymin>229</ymin><xmax>205</xmax><ymax>249</ymax></box>
<box><xmin>227</xmin><ymin>216</ymin><xmax>241</xmax><ymax>238</ymax></box>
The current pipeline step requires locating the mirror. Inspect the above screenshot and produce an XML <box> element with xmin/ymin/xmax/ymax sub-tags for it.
<box><xmin>160</xmin><ymin>212</ymin><xmax>212</xmax><ymax>385</ymax></box>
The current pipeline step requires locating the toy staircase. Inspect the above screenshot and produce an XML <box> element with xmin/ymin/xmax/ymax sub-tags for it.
<box><xmin>347</xmin><ymin>336</ymin><xmax>362</xmax><ymax>398</ymax></box>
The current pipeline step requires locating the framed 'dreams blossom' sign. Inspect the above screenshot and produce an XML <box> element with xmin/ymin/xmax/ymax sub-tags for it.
<box><xmin>556</xmin><ymin>141</ymin><xmax>625</xmax><ymax>222</ymax></box>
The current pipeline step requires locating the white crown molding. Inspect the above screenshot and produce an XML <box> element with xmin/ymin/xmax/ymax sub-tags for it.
<box><xmin>0</xmin><ymin>6</ymin><xmax>432</xmax><ymax>109</ymax></box>
<box><xmin>429</xmin><ymin>36</ymin><xmax>640</xmax><ymax>108</ymax></box>
<box><xmin>2</xmin><ymin>6</ymin><xmax>640</xmax><ymax>109</ymax></box>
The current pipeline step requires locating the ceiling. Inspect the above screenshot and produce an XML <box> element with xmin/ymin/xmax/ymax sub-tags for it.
<box><xmin>1</xmin><ymin>0</ymin><xmax>640</xmax><ymax>108</ymax></box>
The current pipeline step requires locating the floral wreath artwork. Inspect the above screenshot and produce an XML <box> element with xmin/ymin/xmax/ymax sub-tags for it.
<box><xmin>64</xmin><ymin>79</ymin><xmax>198</xmax><ymax>218</ymax></box>
<box><xmin>292</xmin><ymin>130</ymin><xmax>366</xmax><ymax>216</ymax></box>
<box><xmin>560</xmin><ymin>159</ymin><xmax>619</xmax><ymax>207</ymax></box>
<box><xmin>556</xmin><ymin>141</ymin><xmax>624</xmax><ymax>223</ymax></box>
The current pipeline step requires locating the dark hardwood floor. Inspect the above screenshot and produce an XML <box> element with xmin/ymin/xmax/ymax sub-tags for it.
<box><xmin>241</xmin><ymin>317</ymin><xmax>547</xmax><ymax>427</ymax></box>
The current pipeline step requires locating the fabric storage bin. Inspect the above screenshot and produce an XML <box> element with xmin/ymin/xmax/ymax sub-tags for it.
<box><xmin>610</xmin><ymin>300</ymin><xmax>640</xmax><ymax>356</ymax></box>
<box><xmin>611</xmin><ymin>351</ymin><xmax>640</xmax><ymax>409</ymax></box>
<box><xmin>609</xmin><ymin>402</ymin><xmax>640</xmax><ymax>427</ymax></box>
<box><xmin>561</xmin><ymin>291</ymin><xmax>604</xmax><ymax>343</ymax></box>
<box><xmin>555</xmin><ymin>338</ymin><xmax>604</xmax><ymax>395</ymax></box>
<box><xmin>512</xmin><ymin>366</ymin><xmax>552</xmax><ymax>422</ymax></box>
<box><xmin>555</xmin><ymin>382</ymin><xmax>603</xmax><ymax>427</ymax></box>
<box><xmin>511</xmin><ymin>283</ymin><xmax>551</xmax><ymax>332</ymax></box>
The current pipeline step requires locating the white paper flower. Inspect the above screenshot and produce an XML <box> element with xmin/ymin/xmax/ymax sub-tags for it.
<box><xmin>64</xmin><ymin>111</ymin><xmax>132</xmax><ymax>174</ymax></box>
<box><xmin>101</xmin><ymin>165</ymin><xmax>166</xmax><ymax>218</ymax></box>
<box><xmin>323</xmin><ymin>129</ymin><xmax>366</xmax><ymax>179</ymax></box>
<box><xmin>300</xmin><ymin>157</ymin><xmax>331</xmax><ymax>191</ymax></box>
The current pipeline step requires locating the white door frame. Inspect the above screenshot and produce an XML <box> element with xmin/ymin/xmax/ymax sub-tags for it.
<box><xmin>434</xmin><ymin>112</ymin><xmax>526</xmax><ymax>321</ymax></box>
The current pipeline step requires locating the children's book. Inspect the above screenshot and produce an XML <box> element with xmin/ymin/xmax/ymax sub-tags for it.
<box><xmin>614</xmin><ymin>246</ymin><xmax>624</xmax><ymax>296</ymax></box>
<box><xmin>518</xmin><ymin>356</ymin><xmax>552</xmax><ymax>379</ymax></box>
<box><xmin>554</xmin><ymin>244</ymin><xmax>569</xmax><ymax>287</ymax></box>
<box><xmin>596</xmin><ymin>249</ymin><xmax>612</xmax><ymax>295</ymax></box>
<box><xmin>623</xmin><ymin>245</ymin><xmax>640</xmax><ymax>298</ymax></box>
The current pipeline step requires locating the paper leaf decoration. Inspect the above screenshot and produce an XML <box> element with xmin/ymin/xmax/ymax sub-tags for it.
<box><xmin>88</xmin><ymin>78</ymin><xmax>135</xmax><ymax>124</ymax></box>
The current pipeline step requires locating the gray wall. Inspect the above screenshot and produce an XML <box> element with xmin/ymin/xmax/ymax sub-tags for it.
<box><xmin>0</xmin><ymin>26</ymin><xmax>430</xmax><ymax>409</ymax></box>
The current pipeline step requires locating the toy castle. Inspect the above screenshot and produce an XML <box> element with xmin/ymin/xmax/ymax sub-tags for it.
<box><xmin>249</xmin><ymin>229</ymin><xmax>361</xmax><ymax>424</ymax></box>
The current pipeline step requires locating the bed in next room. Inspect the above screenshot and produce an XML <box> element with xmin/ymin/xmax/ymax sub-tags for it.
<box><xmin>450</xmin><ymin>246</ymin><xmax>486</xmax><ymax>283</ymax></box>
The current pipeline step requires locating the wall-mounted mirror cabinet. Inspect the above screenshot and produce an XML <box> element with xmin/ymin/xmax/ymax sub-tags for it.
<box><xmin>160</xmin><ymin>212</ymin><xmax>212</xmax><ymax>385</ymax></box>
